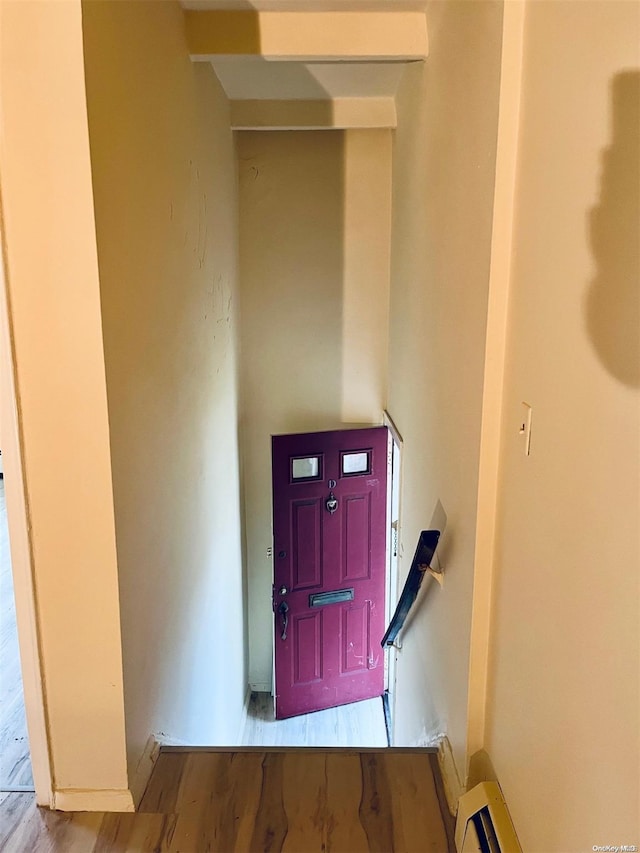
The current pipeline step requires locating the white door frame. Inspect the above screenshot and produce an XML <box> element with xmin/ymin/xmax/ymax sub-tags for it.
<box><xmin>383</xmin><ymin>410</ymin><xmax>403</xmax><ymax>746</ymax></box>
<box><xmin>0</xmin><ymin>220</ymin><xmax>53</xmax><ymax>804</ymax></box>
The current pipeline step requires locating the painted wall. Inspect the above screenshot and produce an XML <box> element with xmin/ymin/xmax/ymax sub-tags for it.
<box><xmin>484</xmin><ymin>2</ymin><xmax>640</xmax><ymax>849</ymax></box>
<box><xmin>82</xmin><ymin>0</ymin><xmax>246</xmax><ymax>770</ymax></box>
<box><xmin>387</xmin><ymin>0</ymin><xmax>503</xmax><ymax>783</ymax></box>
<box><xmin>0</xmin><ymin>0</ymin><xmax>130</xmax><ymax>807</ymax></box>
<box><xmin>237</xmin><ymin>129</ymin><xmax>391</xmax><ymax>689</ymax></box>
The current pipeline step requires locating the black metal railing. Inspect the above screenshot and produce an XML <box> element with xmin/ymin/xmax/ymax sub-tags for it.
<box><xmin>381</xmin><ymin>529</ymin><xmax>441</xmax><ymax>648</ymax></box>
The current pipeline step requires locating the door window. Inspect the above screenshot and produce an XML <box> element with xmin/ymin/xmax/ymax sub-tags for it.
<box><xmin>291</xmin><ymin>456</ymin><xmax>322</xmax><ymax>481</ymax></box>
<box><xmin>340</xmin><ymin>450</ymin><xmax>371</xmax><ymax>476</ymax></box>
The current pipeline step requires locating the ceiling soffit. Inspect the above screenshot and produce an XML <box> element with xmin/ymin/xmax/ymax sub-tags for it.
<box><xmin>184</xmin><ymin>5</ymin><xmax>426</xmax><ymax>128</ymax></box>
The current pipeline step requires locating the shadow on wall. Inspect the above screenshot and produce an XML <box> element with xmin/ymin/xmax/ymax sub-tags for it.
<box><xmin>585</xmin><ymin>70</ymin><xmax>640</xmax><ymax>388</ymax></box>
<box><xmin>186</xmin><ymin>8</ymin><xmax>261</xmax><ymax>55</ymax></box>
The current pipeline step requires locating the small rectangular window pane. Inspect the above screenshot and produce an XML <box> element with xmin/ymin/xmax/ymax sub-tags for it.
<box><xmin>342</xmin><ymin>451</ymin><xmax>370</xmax><ymax>475</ymax></box>
<box><xmin>292</xmin><ymin>456</ymin><xmax>319</xmax><ymax>479</ymax></box>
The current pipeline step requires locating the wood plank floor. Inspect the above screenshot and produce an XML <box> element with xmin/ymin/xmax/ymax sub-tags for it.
<box><xmin>241</xmin><ymin>692</ymin><xmax>388</xmax><ymax>748</ymax></box>
<box><xmin>0</xmin><ymin>480</ymin><xmax>34</xmax><ymax>791</ymax></box>
<box><xmin>0</xmin><ymin>749</ymin><xmax>454</xmax><ymax>852</ymax></box>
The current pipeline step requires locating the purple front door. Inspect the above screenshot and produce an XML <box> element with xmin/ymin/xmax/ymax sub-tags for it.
<box><xmin>272</xmin><ymin>427</ymin><xmax>388</xmax><ymax>719</ymax></box>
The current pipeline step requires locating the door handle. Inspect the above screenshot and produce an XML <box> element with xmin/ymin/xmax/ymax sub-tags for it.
<box><xmin>278</xmin><ymin>600</ymin><xmax>289</xmax><ymax>640</ymax></box>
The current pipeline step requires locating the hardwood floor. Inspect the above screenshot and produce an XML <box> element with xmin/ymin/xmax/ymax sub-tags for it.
<box><xmin>0</xmin><ymin>749</ymin><xmax>454</xmax><ymax>852</ymax></box>
<box><xmin>0</xmin><ymin>481</ymin><xmax>34</xmax><ymax>791</ymax></box>
<box><xmin>0</xmin><ymin>486</ymin><xmax>452</xmax><ymax>850</ymax></box>
<box><xmin>241</xmin><ymin>693</ymin><xmax>388</xmax><ymax>748</ymax></box>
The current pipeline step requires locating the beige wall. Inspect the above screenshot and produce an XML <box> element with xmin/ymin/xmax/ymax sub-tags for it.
<box><xmin>342</xmin><ymin>131</ymin><xmax>392</xmax><ymax>423</ymax></box>
<box><xmin>387</xmin><ymin>0</ymin><xmax>503</xmax><ymax>781</ymax></box>
<box><xmin>237</xmin><ymin>129</ymin><xmax>391</xmax><ymax>688</ymax></box>
<box><xmin>0</xmin><ymin>0</ymin><xmax>130</xmax><ymax>807</ymax></box>
<box><xmin>485</xmin><ymin>2</ymin><xmax>640</xmax><ymax>849</ymax></box>
<box><xmin>82</xmin><ymin>0</ymin><xmax>246</xmax><ymax>769</ymax></box>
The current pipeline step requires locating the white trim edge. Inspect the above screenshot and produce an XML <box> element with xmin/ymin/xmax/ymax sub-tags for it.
<box><xmin>436</xmin><ymin>736</ymin><xmax>464</xmax><ymax>817</ymax></box>
<box><xmin>465</xmin><ymin>0</ymin><xmax>527</xmax><ymax>767</ymax></box>
<box><xmin>0</xmin><ymin>200</ymin><xmax>53</xmax><ymax>808</ymax></box>
<box><xmin>249</xmin><ymin>681</ymin><xmax>272</xmax><ymax>693</ymax></box>
<box><xmin>129</xmin><ymin>733</ymin><xmax>161</xmax><ymax>808</ymax></box>
<box><xmin>154</xmin><ymin>733</ymin><xmax>191</xmax><ymax>748</ymax></box>
<box><xmin>236</xmin><ymin>685</ymin><xmax>252</xmax><ymax>745</ymax></box>
<box><xmin>382</xmin><ymin>410</ymin><xmax>404</xmax><ymax>447</ymax></box>
<box><xmin>51</xmin><ymin>788</ymin><xmax>135</xmax><ymax>813</ymax></box>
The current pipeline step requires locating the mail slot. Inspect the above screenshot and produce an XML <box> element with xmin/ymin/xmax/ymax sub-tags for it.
<box><xmin>309</xmin><ymin>588</ymin><xmax>355</xmax><ymax>607</ymax></box>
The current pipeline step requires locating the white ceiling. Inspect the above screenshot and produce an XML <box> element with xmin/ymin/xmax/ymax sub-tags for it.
<box><xmin>211</xmin><ymin>58</ymin><xmax>409</xmax><ymax>101</ymax></box>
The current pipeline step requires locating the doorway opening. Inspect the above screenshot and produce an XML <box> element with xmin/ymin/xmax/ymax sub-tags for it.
<box><xmin>241</xmin><ymin>420</ymin><xmax>402</xmax><ymax>748</ymax></box>
<box><xmin>0</xmin><ymin>471</ymin><xmax>34</xmax><ymax>794</ymax></box>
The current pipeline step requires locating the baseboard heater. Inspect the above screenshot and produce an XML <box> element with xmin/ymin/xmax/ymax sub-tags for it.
<box><xmin>455</xmin><ymin>782</ymin><xmax>522</xmax><ymax>853</ymax></box>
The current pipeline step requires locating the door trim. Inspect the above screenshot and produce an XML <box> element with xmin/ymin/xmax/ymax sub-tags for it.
<box><xmin>383</xmin><ymin>410</ymin><xmax>403</xmax><ymax>746</ymax></box>
<box><xmin>0</xmin><ymin>219</ymin><xmax>53</xmax><ymax>805</ymax></box>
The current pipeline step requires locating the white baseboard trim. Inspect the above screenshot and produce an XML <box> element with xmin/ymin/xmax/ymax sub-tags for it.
<box><xmin>436</xmin><ymin>736</ymin><xmax>464</xmax><ymax>817</ymax></box>
<box><xmin>51</xmin><ymin>787</ymin><xmax>135</xmax><ymax>813</ymax></box>
<box><xmin>249</xmin><ymin>681</ymin><xmax>271</xmax><ymax>693</ymax></box>
<box><xmin>155</xmin><ymin>733</ymin><xmax>191</xmax><ymax>747</ymax></box>
<box><xmin>129</xmin><ymin>733</ymin><xmax>162</xmax><ymax>808</ymax></box>
<box><xmin>236</xmin><ymin>685</ymin><xmax>252</xmax><ymax>745</ymax></box>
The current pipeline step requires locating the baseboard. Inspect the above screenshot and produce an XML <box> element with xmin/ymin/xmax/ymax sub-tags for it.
<box><xmin>155</xmin><ymin>733</ymin><xmax>191</xmax><ymax>747</ymax></box>
<box><xmin>381</xmin><ymin>691</ymin><xmax>392</xmax><ymax>747</ymax></box>
<box><xmin>249</xmin><ymin>681</ymin><xmax>271</xmax><ymax>693</ymax></box>
<box><xmin>236</xmin><ymin>685</ymin><xmax>252</xmax><ymax>745</ymax></box>
<box><xmin>436</xmin><ymin>736</ymin><xmax>464</xmax><ymax>817</ymax></box>
<box><xmin>129</xmin><ymin>733</ymin><xmax>162</xmax><ymax>808</ymax></box>
<box><xmin>152</xmin><ymin>693</ymin><xmax>253</xmax><ymax>752</ymax></box>
<box><xmin>51</xmin><ymin>787</ymin><xmax>135</xmax><ymax>813</ymax></box>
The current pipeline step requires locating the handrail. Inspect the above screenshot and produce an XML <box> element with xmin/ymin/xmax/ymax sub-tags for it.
<box><xmin>381</xmin><ymin>529</ymin><xmax>441</xmax><ymax>648</ymax></box>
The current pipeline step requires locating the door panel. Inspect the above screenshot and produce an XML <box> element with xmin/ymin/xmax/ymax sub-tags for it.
<box><xmin>272</xmin><ymin>426</ymin><xmax>388</xmax><ymax>719</ymax></box>
<box><xmin>341</xmin><ymin>602</ymin><xmax>370</xmax><ymax>673</ymax></box>
<box><xmin>291</xmin><ymin>499</ymin><xmax>323</xmax><ymax>589</ymax></box>
<box><xmin>342</xmin><ymin>493</ymin><xmax>371</xmax><ymax>581</ymax></box>
<box><xmin>293</xmin><ymin>612</ymin><xmax>323</xmax><ymax>684</ymax></box>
